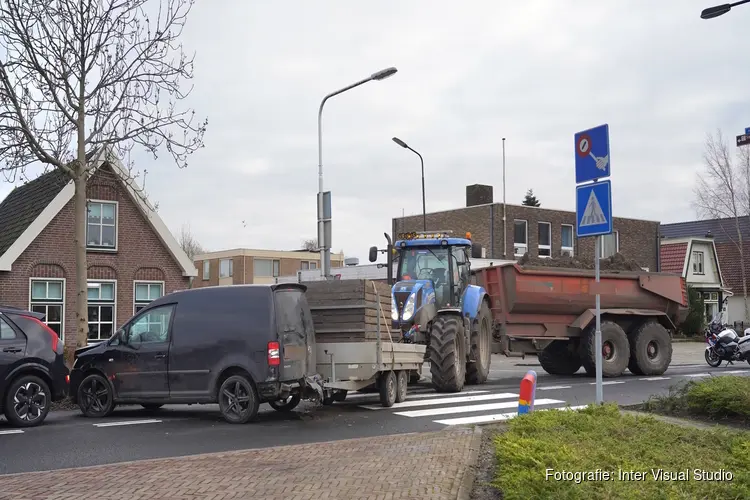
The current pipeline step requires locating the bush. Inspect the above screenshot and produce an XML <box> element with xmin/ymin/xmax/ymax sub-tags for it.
<box><xmin>644</xmin><ymin>376</ymin><xmax>750</xmax><ymax>422</ymax></box>
<box><xmin>678</xmin><ymin>286</ymin><xmax>705</xmax><ymax>336</ymax></box>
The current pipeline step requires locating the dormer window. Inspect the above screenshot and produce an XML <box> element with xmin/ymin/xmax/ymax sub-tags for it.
<box><xmin>87</xmin><ymin>200</ymin><xmax>117</xmax><ymax>250</ymax></box>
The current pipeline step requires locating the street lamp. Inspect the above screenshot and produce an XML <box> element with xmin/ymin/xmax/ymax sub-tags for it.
<box><xmin>391</xmin><ymin>137</ymin><xmax>426</xmax><ymax>231</ymax></box>
<box><xmin>317</xmin><ymin>67</ymin><xmax>398</xmax><ymax>278</ymax></box>
<box><xmin>701</xmin><ymin>0</ymin><xmax>750</xmax><ymax>18</ymax></box>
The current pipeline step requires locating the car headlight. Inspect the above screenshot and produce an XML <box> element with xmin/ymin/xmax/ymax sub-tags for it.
<box><xmin>391</xmin><ymin>295</ymin><xmax>399</xmax><ymax>321</ymax></box>
<box><xmin>402</xmin><ymin>293</ymin><xmax>416</xmax><ymax>321</ymax></box>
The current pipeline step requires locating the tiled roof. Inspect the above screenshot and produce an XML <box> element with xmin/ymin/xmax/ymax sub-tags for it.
<box><xmin>661</xmin><ymin>216</ymin><xmax>750</xmax><ymax>244</ymax></box>
<box><xmin>660</xmin><ymin>242</ymin><xmax>688</xmax><ymax>275</ymax></box>
<box><xmin>715</xmin><ymin>241</ymin><xmax>750</xmax><ymax>292</ymax></box>
<box><xmin>0</xmin><ymin>169</ymin><xmax>70</xmax><ymax>258</ymax></box>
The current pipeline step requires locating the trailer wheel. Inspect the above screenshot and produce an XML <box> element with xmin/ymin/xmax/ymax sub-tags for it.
<box><xmin>580</xmin><ymin>321</ymin><xmax>630</xmax><ymax>377</ymax></box>
<box><xmin>429</xmin><ymin>315</ymin><xmax>466</xmax><ymax>393</ymax></box>
<box><xmin>466</xmin><ymin>301</ymin><xmax>492</xmax><ymax>385</ymax></box>
<box><xmin>628</xmin><ymin>321</ymin><xmax>672</xmax><ymax>376</ymax></box>
<box><xmin>269</xmin><ymin>394</ymin><xmax>301</xmax><ymax>412</ymax></box>
<box><xmin>538</xmin><ymin>340</ymin><xmax>582</xmax><ymax>375</ymax></box>
<box><xmin>395</xmin><ymin>371</ymin><xmax>408</xmax><ymax>403</ymax></box>
<box><xmin>379</xmin><ymin>371</ymin><xmax>397</xmax><ymax>407</ymax></box>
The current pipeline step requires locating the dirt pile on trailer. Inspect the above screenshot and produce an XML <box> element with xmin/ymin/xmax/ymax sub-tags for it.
<box><xmin>517</xmin><ymin>252</ymin><xmax>644</xmax><ymax>272</ymax></box>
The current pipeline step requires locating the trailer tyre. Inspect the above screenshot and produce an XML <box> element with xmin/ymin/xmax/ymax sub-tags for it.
<box><xmin>628</xmin><ymin>321</ymin><xmax>672</xmax><ymax>376</ymax></box>
<box><xmin>269</xmin><ymin>394</ymin><xmax>301</xmax><ymax>412</ymax></box>
<box><xmin>429</xmin><ymin>315</ymin><xmax>466</xmax><ymax>393</ymax></box>
<box><xmin>466</xmin><ymin>301</ymin><xmax>492</xmax><ymax>385</ymax></box>
<box><xmin>395</xmin><ymin>371</ymin><xmax>408</xmax><ymax>403</ymax></box>
<box><xmin>379</xmin><ymin>371</ymin><xmax>397</xmax><ymax>407</ymax></box>
<box><xmin>538</xmin><ymin>340</ymin><xmax>582</xmax><ymax>375</ymax></box>
<box><xmin>580</xmin><ymin>321</ymin><xmax>630</xmax><ymax>378</ymax></box>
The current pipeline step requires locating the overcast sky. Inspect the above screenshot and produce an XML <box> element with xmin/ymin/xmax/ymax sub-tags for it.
<box><xmin>1</xmin><ymin>0</ymin><xmax>748</xmax><ymax>264</ymax></box>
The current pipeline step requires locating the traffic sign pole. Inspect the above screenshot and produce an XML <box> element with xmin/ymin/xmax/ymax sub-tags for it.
<box><xmin>594</xmin><ymin>236</ymin><xmax>603</xmax><ymax>404</ymax></box>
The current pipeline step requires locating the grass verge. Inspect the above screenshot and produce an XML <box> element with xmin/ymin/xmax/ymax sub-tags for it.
<box><xmin>643</xmin><ymin>375</ymin><xmax>750</xmax><ymax>424</ymax></box>
<box><xmin>492</xmin><ymin>404</ymin><xmax>750</xmax><ymax>500</ymax></box>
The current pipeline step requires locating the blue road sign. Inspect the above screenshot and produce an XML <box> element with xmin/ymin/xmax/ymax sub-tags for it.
<box><xmin>746</xmin><ymin>127</ymin><xmax>750</xmax><ymax>135</ymax></box>
<box><xmin>575</xmin><ymin>124</ymin><xmax>610</xmax><ymax>184</ymax></box>
<box><xmin>576</xmin><ymin>180</ymin><xmax>613</xmax><ymax>237</ymax></box>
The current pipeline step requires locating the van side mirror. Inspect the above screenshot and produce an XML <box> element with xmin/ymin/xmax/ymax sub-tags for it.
<box><xmin>368</xmin><ymin>246</ymin><xmax>378</xmax><ymax>263</ymax></box>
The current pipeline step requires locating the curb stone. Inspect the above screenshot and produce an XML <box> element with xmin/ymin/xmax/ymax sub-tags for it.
<box><xmin>456</xmin><ymin>426</ymin><xmax>483</xmax><ymax>500</ymax></box>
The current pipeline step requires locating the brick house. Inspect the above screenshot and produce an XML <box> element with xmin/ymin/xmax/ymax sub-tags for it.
<box><xmin>392</xmin><ymin>184</ymin><xmax>661</xmax><ymax>270</ymax></box>
<box><xmin>193</xmin><ymin>249</ymin><xmax>345</xmax><ymax>287</ymax></box>
<box><xmin>661</xmin><ymin>216</ymin><xmax>750</xmax><ymax>323</ymax></box>
<box><xmin>0</xmin><ymin>150</ymin><xmax>197</xmax><ymax>353</ymax></box>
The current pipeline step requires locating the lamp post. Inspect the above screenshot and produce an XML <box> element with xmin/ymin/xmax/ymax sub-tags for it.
<box><xmin>701</xmin><ymin>0</ymin><xmax>750</xmax><ymax>18</ymax></box>
<box><xmin>392</xmin><ymin>137</ymin><xmax>426</xmax><ymax>231</ymax></box>
<box><xmin>317</xmin><ymin>67</ymin><xmax>398</xmax><ymax>278</ymax></box>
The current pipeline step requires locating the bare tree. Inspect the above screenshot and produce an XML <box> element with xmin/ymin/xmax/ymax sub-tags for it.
<box><xmin>0</xmin><ymin>0</ymin><xmax>207</xmax><ymax>361</ymax></box>
<box><xmin>176</xmin><ymin>223</ymin><xmax>204</xmax><ymax>260</ymax></box>
<box><xmin>301</xmin><ymin>238</ymin><xmax>317</xmax><ymax>251</ymax></box>
<box><xmin>693</xmin><ymin>130</ymin><xmax>749</xmax><ymax>321</ymax></box>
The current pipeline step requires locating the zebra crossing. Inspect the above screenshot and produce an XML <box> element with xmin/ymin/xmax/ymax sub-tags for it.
<box><xmin>346</xmin><ymin>387</ymin><xmax>584</xmax><ymax>427</ymax></box>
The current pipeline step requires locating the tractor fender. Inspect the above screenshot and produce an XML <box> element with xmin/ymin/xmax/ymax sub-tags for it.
<box><xmin>461</xmin><ymin>285</ymin><xmax>489</xmax><ymax>322</ymax></box>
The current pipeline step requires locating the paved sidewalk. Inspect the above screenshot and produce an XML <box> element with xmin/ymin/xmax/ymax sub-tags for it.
<box><xmin>0</xmin><ymin>428</ymin><xmax>481</xmax><ymax>500</ymax></box>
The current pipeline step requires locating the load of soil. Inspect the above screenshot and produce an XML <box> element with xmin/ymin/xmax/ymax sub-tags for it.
<box><xmin>517</xmin><ymin>252</ymin><xmax>644</xmax><ymax>272</ymax></box>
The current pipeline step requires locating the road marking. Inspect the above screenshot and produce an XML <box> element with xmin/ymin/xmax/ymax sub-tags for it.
<box><xmin>0</xmin><ymin>429</ymin><xmax>24</xmax><ymax>435</ymax></box>
<box><xmin>346</xmin><ymin>390</ymin><xmax>489</xmax><ymax>401</ymax></box>
<box><xmin>93</xmin><ymin>419</ymin><xmax>162</xmax><ymax>428</ymax></box>
<box><xmin>359</xmin><ymin>392</ymin><xmax>518</xmax><ymax>411</ymax></box>
<box><xmin>723</xmin><ymin>370</ymin><xmax>748</xmax><ymax>374</ymax></box>
<box><xmin>394</xmin><ymin>398</ymin><xmax>564</xmax><ymax>418</ymax></box>
<box><xmin>684</xmin><ymin>373</ymin><xmax>710</xmax><ymax>378</ymax></box>
<box><xmin>434</xmin><ymin>405</ymin><xmax>589</xmax><ymax>426</ymax></box>
<box><xmin>588</xmin><ymin>381</ymin><xmax>625</xmax><ymax>386</ymax></box>
<box><xmin>642</xmin><ymin>377</ymin><xmax>670</xmax><ymax>381</ymax></box>
<box><xmin>537</xmin><ymin>385</ymin><xmax>572</xmax><ymax>391</ymax></box>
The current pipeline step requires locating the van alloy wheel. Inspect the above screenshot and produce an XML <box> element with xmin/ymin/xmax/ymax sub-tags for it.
<box><xmin>218</xmin><ymin>375</ymin><xmax>259</xmax><ymax>424</ymax></box>
<box><xmin>77</xmin><ymin>374</ymin><xmax>115</xmax><ymax>418</ymax></box>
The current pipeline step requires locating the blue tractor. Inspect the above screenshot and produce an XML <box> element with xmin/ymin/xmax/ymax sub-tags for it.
<box><xmin>369</xmin><ymin>231</ymin><xmax>493</xmax><ymax>392</ymax></box>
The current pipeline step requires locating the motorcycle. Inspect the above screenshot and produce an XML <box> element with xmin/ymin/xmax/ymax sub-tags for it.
<box><xmin>704</xmin><ymin>319</ymin><xmax>750</xmax><ymax>367</ymax></box>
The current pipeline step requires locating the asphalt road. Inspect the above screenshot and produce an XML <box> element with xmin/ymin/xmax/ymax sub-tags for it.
<box><xmin>1</xmin><ymin>343</ymin><xmax>748</xmax><ymax>475</ymax></box>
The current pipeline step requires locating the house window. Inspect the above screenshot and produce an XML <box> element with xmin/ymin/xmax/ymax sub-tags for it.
<box><xmin>538</xmin><ymin>222</ymin><xmax>551</xmax><ymax>257</ymax></box>
<box><xmin>29</xmin><ymin>279</ymin><xmax>64</xmax><ymax>340</ymax></box>
<box><xmin>86</xmin><ymin>201</ymin><xmax>117</xmax><ymax>249</ymax></box>
<box><xmin>692</xmin><ymin>251</ymin><xmax>704</xmax><ymax>275</ymax></box>
<box><xmin>202</xmin><ymin>260</ymin><xmax>210</xmax><ymax>280</ymax></box>
<box><xmin>600</xmin><ymin>231</ymin><xmax>619</xmax><ymax>259</ymax></box>
<box><xmin>561</xmin><ymin>224</ymin><xmax>574</xmax><ymax>257</ymax></box>
<box><xmin>134</xmin><ymin>282</ymin><xmax>164</xmax><ymax>314</ymax></box>
<box><xmin>254</xmin><ymin>258</ymin><xmax>280</xmax><ymax>277</ymax></box>
<box><xmin>87</xmin><ymin>281</ymin><xmax>116</xmax><ymax>343</ymax></box>
<box><xmin>219</xmin><ymin>258</ymin><xmax>233</xmax><ymax>278</ymax></box>
<box><xmin>513</xmin><ymin>220</ymin><xmax>528</xmax><ymax>257</ymax></box>
<box><xmin>301</xmin><ymin>261</ymin><xmax>318</xmax><ymax>271</ymax></box>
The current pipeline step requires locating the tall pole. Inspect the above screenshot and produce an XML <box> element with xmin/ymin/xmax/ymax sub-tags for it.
<box><xmin>317</xmin><ymin>67</ymin><xmax>397</xmax><ymax>278</ymax></box>
<box><xmin>595</xmin><ymin>235</ymin><xmax>603</xmax><ymax>404</ymax></box>
<box><xmin>502</xmin><ymin>138</ymin><xmax>507</xmax><ymax>258</ymax></box>
<box><xmin>392</xmin><ymin>137</ymin><xmax>426</xmax><ymax>231</ymax></box>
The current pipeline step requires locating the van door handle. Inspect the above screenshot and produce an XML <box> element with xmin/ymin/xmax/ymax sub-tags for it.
<box><xmin>154</xmin><ymin>353</ymin><xmax>167</xmax><ymax>359</ymax></box>
<box><xmin>2</xmin><ymin>347</ymin><xmax>22</xmax><ymax>353</ymax></box>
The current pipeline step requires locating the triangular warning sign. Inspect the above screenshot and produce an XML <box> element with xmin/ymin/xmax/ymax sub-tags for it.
<box><xmin>580</xmin><ymin>190</ymin><xmax>607</xmax><ymax>227</ymax></box>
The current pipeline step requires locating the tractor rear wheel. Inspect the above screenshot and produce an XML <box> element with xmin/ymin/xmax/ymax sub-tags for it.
<box><xmin>538</xmin><ymin>340</ymin><xmax>582</xmax><ymax>375</ymax></box>
<box><xmin>429</xmin><ymin>315</ymin><xmax>466</xmax><ymax>393</ymax></box>
<box><xmin>466</xmin><ymin>301</ymin><xmax>492</xmax><ymax>385</ymax></box>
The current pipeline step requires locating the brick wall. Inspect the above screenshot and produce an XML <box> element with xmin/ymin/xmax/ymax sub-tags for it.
<box><xmin>393</xmin><ymin>203</ymin><xmax>659</xmax><ymax>270</ymax></box>
<box><xmin>194</xmin><ymin>254</ymin><xmax>346</xmax><ymax>286</ymax></box>
<box><xmin>0</xmin><ymin>165</ymin><xmax>190</xmax><ymax>352</ymax></box>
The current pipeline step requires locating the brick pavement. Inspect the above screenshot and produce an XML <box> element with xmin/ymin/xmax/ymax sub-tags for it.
<box><xmin>0</xmin><ymin>427</ymin><xmax>481</xmax><ymax>500</ymax></box>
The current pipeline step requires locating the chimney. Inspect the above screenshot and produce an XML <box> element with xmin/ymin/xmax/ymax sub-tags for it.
<box><xmin>705</xmin><ymin>231</ymin><xmax>713</xmax><ymax>238</ymax></box>
<box><xmin>466</xmin><ymin>184</ymin><xmax>493</xmax><ymax>207</ymax></box>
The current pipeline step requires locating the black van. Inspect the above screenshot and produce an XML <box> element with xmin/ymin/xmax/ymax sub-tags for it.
<box><xmin>69</xmin><ymin>284</ymin><xmax>321</xmax><ymax>424</ymax></box>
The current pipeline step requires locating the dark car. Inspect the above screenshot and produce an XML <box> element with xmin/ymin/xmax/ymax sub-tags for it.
<box><xmin>0</xmin><ymin>306</ymin><xmax>69</xmax><ymax>427</ymax></box>
<box><xmin>70</xmin><ymin>283</ymin><xmax>320</xmax><ymax>424</ymax></box>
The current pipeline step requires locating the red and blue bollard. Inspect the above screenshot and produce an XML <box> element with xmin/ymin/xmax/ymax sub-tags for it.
<box><xmin>518</xmin><ymin>370</ymin><xmax>537</xmax><ymax>415</ymax></box>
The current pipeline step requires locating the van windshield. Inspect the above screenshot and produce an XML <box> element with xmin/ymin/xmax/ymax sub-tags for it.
<box><xmin>274</xmin><ymin>288</ymin><xmax>313</xmax><ymax>335</ymax></box>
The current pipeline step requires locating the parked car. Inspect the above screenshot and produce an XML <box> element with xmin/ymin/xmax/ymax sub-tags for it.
<box><xmin>0</xmin><ymin>306</ymin><xmax>69</xmax><ymax>427</ymax></box>
<box><xmin>70</xmin><ymin>283</ymin><xmax>319</xmax><ymax>424</ymax></box>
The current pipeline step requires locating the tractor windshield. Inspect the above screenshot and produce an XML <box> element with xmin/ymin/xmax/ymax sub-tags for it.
<box><xmin>398</xmin><ymin>246</ymin><xmax>453</xmax><ymax>307</ymax></box>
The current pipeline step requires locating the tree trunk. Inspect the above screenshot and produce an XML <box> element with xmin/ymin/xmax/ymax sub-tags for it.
<box><xmin>69</xmin><ymin>172</ymin><xmax>89</xmax><ymax>366</ymax></box>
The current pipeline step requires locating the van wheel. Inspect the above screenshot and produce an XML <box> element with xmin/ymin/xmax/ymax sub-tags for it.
<box><xmin>379</xmin><ymin>371</ymin><xmax>397</xmax><ymax>407</ymax></box>
<box><xmin>395</xmin><ymin>371</ymin><xmax>408</xmax><ymax>403</ymax></box>
<box><xmin>3</xmin><ymin>375</ymin><xmax>51</xmax><ymax>428</ymax></box>
<box><xmin>218</xmin><ymin>375</ymin><xmax>259</xmax><ymax>424</ymax></box>
<box><xmin>77</xmin><ymin>373</ymin><xmax>115</xmax><ymax>418</ymax></box>
<box><xmin>141</xmin><ymin>404</ymin><xmax>163</xmax><ymax>411</ymax></box>
<box><xmin>269</xmin><ymin>394</ymin><xmax>301</xmax><ymax>412</ymax></box>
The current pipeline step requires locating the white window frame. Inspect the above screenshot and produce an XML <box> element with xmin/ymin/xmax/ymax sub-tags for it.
<box><xmin>219</xmin><ymin>258</ymin><xmax>233</xmax><ymax>278</ymax></box>
<box><xmin>133</xmin><ymin>280</ymin><xmax>165</xmax><ymax>315</ymax></box>
<box><xmin>202</xmin><ymin>260</ymin><xmax>210</xmax><ymax>280</ymax></box>
<box><xmin>561</xmin><ymin>224</ymin><xmax>574</xmax><ymax>257</ymax></box>
<box><xmin>254</xmin><ymin>258</ymin><xmax>280</xmax><ymax>277</ymax></box>
<box><xmin>87</xmin><ymin>279</ymin><xmax>117</xmax><ymax>344</ymax></box>
<box><xmin>86</xmin><ymin>199</ymin><xmax>119</xmax><ymax>251</ymax></box>
<box><xmin>513</xmin><ymin>220</ymin><xmax>528</xmax><ymax>257</ymax></box>
<box><xmin>537</xmin><ymin>221</ymin><xmax>552</xmax><ymax>258</ymax></box>
<box><xmin>599</xmin><ymin>231</ymin><xmax>620</xmax><ymax>258</ymax></box>
<box><xmin>28</xmin><ymin>278</ymin><xmax>66</xmax><ymax>342</ymax></box>
<box><xmin>301</xmin><ymin>261</ymin><xmax>318</xmax><ymax>271</ymax></box>
<box><xmin>692</xmin><ymin>251</ymin><xmax>704</xmax><ymax>275</ymax></box>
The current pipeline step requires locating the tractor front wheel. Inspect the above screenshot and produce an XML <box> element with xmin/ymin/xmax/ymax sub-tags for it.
<box><xmin>429</xmin><ymin>315</ymin><xmax>466</xmax><ymax>393</ymax></box>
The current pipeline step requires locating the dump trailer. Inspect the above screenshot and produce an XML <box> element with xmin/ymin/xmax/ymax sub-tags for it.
<box><xmin>474</xmin><ymin>263</ymin><xmax>688</xmax><ymax>377</ymax></box>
